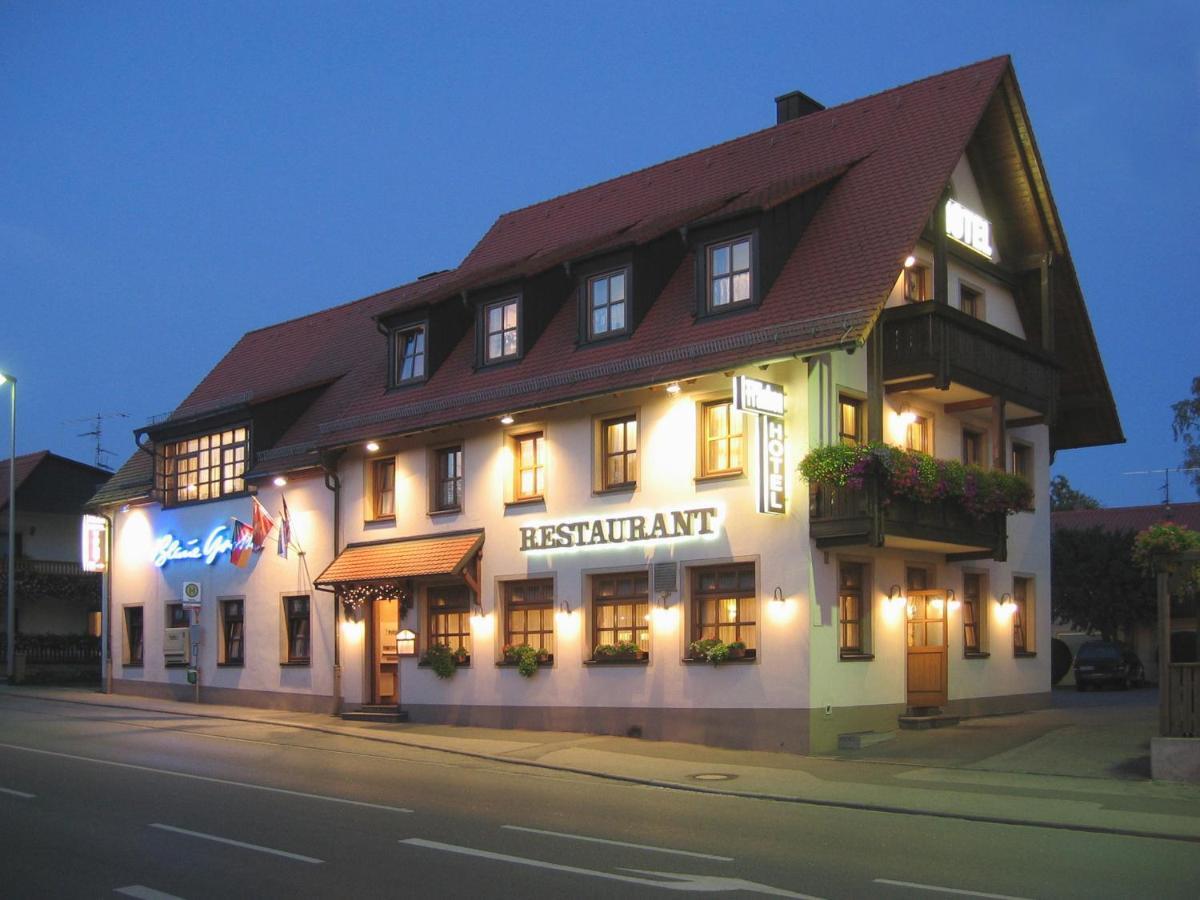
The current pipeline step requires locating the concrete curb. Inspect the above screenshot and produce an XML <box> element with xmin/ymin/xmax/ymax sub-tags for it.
<box><xmin>6</xmin><ymin>688</ymin><xmax>1199</xmax><ymax>845</ymax></box>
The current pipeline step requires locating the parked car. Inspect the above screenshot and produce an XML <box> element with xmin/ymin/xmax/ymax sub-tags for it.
<box><xmin>1073</xmin><ymin>641</ymin><xmax>1145</xmax><ymax>691</ymax></box>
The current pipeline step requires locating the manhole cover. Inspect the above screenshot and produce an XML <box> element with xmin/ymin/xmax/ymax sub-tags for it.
<box><xmin>690</xmin><ymin>773</ymin><xmax>737</xmax><ymax>781</ymax></box>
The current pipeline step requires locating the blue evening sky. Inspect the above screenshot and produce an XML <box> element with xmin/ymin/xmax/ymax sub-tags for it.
<box><xmin>2</xmin><ymin>1</ymin><xmax>1197</xmax><ymax>506</ymax></box>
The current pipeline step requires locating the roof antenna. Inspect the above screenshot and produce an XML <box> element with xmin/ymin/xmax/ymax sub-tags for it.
<box><xmin>64</xmin><ymin>412</ymin><xmax>129</xmax><ymax>470</ymax></box>
<box><xmin>1121</xmin><ymin>466</ymin><xmax>1200</xmax><ymax>513</ymax></box>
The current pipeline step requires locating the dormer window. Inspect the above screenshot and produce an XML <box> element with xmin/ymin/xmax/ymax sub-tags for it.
<box><xmin>707</xmin><ymin>236</ymin><xmax>753</xmax><ymax>311</ymax></box>
<box><xmin>157</xmin><ymin>426</ymin><xmax>249</xmax><ymax>506</ymax></box>
<box><xmin>484</xmin><ymin>297</ymin><xmax>520</xmax><ymax>363</ymax></box>
<box><xmin>587</xmin><ymin>269</ymin><xmax>628</xmax><ymax>339</ymax></box>
<box><xmin>393</xmin><ymin>325</ymin><xmax>426</xmax><ymax>385</ymax></box>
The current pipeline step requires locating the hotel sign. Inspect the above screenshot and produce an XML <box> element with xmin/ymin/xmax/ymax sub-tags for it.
<box><xmin>945</xmin><ymin>199</ymin><xmax>993</xmax><ymax>258</ymax></box>
<box><xmin>519</xmin><ymin>507</ymin><xmax>719</xmax><ymax>553</ymax></box>
<box><xmin>733</xmin><ymin>376</ymin><xmax>787</xmax><ymax>516</ymax></box>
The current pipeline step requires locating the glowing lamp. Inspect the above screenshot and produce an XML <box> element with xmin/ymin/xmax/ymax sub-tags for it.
<box><xmin>665</xmin><ymin>382</ymin><xmax>681</xmax><ymax>395</ymax></box>
<box><xmin>500</xmin><ymin>414</ymin><xmax>515</xmax><ymax>425</ymax></box>
<box><xmin>273</xmin><ymin>476</ymin><xmax>288</xmax><ymax>487</ymax></box>
<box><xmin>365</xmin><ymin>441</ymin><xmax>380</xmax><ymax>453</ymax></box>
<box><xmin>903</xmin><ymin>255</ymin><xmax>917</xmax><ymax>269</ymax></box>
<box><xmin>395</xmin><ymin>629</ymin><xmax>416</xmax><ymax>657</ymax></box>
<box><xmin>898</xmin><ymin>406</ymin><xmax>917</xmax><ymax>426</ymax></box>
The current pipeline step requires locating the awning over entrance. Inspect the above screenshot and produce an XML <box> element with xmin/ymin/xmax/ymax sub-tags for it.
<box><xmin>314</xmin><ymin>529</ymin><xmax>484</xmax><ymax>587</ymax></box>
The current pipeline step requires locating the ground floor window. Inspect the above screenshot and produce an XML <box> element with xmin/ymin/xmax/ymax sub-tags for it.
<box><xmin>1012</xmin><ymin>576</ymin><xmax>1033</xmax><ymax>654</ymax></box>
<box><xmin>838</xmin><ymin>561</ymin><xmax>869</xmax><ymax>656</ymax></box>
<box><xmin>592</xmin><ymin>572</ymin><xmax>649</xmax><ymax>659</ymax></box>
<box><xmin>503</xmin><ymin>579</ymin><xmax>554</xmax><ymax>656</ymax></box>
<box><xmin>283</xmin><ymin>594</ymin><xmax>310</xmax><ymax>664</ymax></box>
<box><xmin>690</xmin><ymin>563</ymin><xmax>757</xmax><ymax>653</ymax></box>
<box><xmin>221</xmin><ymin>598</ymin><xmax>244</xmax><ymax>666</ymax></box>
<box><xmin>429</xmin><ymin>586</ymin><xmax>472</xmax><ymax>657</ymax></box>
<box><xmin>123</xmin><ymin>606</ymin><xmax>143</xmax><ymax>666</ymax></box>
<box><xmin>962</xmin><ymin>573</ymin><xmax>985</xmax><ymax>654</ymax></box>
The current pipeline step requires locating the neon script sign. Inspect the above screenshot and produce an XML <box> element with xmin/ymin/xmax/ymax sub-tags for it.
<box><xmin>152</xmin><ymin>526</ymin><xmax>235</xmax><ymax>568</ymax></box>
<box><xmin>519</xmin><ymin>507</ymin><xmax>719</xmax><ymax>553</ymax></box>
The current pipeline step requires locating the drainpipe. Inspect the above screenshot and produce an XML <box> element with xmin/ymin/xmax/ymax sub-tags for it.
<box><xmin>322</xmin><ymin>455</ymin><xmax>342</xmax><ymax>715</ymax></box>
<box><xmin>98</xmin><ymin>509</ymin><xmax>114</xmax><ymax>694</ymax></box>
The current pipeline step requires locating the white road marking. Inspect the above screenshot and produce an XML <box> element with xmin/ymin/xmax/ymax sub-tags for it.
<box><xmin>0</xmin><ymin>786</ymin><xmax>35</xmax><ymax>798</ymax></box>
<box><xmin>0</xmin><ymin>742</ymin><xmax>412</xmax><ymax>813</ymax></box>
<box><xmin>115</xmin><ymin>885</ymin><xmax>188</xmax><ymax>900</ymax></box>
<box><xmin>874</xmin><ymin>879</ymin><xmax>1033</xmax><ymax>900</ymax></box>
<box><xmin>401</xmin><ymin>838</ymin><xmax>820</xmax><ymax>897</ymax></box>
<box><xmin>150</xmin><ymin>823</ymin><xmax>323</xmax><ymax>864</ymax></box>
<box><xmin>502</xmin><ymin>824</ymin><xmax>733</xmax><ymax>861</ymax></box>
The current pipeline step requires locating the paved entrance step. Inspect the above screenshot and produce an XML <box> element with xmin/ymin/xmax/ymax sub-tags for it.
<box><xmin>342</xmin><ymin>705</ymin><xmax>409</xmax><ymax>723</ymax></box>
<box><xmin>838</xmin><ymin>730</ymin><xmax>896</xmax><ymax>749</ymax></box>
<box><xmin>898</xmin><ymin>712</ymin><xmax>961</xmax><ymax>730</ymax></box>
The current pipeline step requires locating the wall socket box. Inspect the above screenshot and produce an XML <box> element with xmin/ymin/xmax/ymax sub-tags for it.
<box><xmin>824</xmin><ymin>704</ymin><xmax>833</xmax><ymax>717</ymax></box>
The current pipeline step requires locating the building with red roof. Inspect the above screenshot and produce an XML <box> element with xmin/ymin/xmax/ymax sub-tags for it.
<box><xmin>90</xmin><ymin>58</ymin><xmax>1121</xmax><ymax>752</ymax></box>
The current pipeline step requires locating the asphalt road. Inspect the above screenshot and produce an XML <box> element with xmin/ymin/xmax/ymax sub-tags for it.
<box><xmin>0</xmin><ymin>694</ymin><xmax>1196</xmax><ymax>899</ymax></box>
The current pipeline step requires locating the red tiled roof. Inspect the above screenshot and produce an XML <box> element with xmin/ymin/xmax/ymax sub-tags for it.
<box><xmin>1051</xmin><ymin>503</ymin><xmax>1200</xmax><ymax>535</ymax></box>
<box><xmin>125</xmin><ymin>56</ymin><xmax>1118</xmax><ymax>483</ymax></box>
<box><xmin>314</xmin><ymin>530</ymin><xmax>484</xmax><ymax>585</ymax></box>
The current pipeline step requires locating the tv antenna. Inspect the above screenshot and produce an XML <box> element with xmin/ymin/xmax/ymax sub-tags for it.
<box><xmin>1121</xmin><ymin>466</ymin><xmax>1200</xmax><ymax>506</ymax></box>
<box><xmin>65</xmin><ymin>412</ymin><xmax>129</xmax><ymax>470</ymax></box>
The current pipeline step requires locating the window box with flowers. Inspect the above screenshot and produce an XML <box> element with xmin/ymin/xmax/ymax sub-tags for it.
<box><xmin>589</xmin><ymin>640</ymin><xmax>648</xmax><ymax>664</ymax></box>
<box><xmin>500</xmin><ymin>643</ymin><xmax>552</xmax><ymax>677</ymax></box>
<box><xmin>802</xmin><ymin>443</ymin><xmax>1032</xmax><ymax>558</ymax></box>
<box><xmin>420</xmin><ymin>643</ymin><xmax>470</xmax><ymax>678</ymax></box>
<box><xmin>686</xmin><ymin>638</ymin><xmax>755</xmax><ymax>666</ymax></box>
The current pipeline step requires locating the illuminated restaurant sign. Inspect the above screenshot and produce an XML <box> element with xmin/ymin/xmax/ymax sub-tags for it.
<box><xmin>734</xmin><ymin>375</ymin><xmax>787</xmax><ymax>516</ymax></box>
<box><xmin>152</xmin><ymin>525</ymin><xmax>234</xmax><ymax>568</ymax></box>
<box><xmin>519</xmin><ymin>507</ymin><xmax>719</xmax><ymax>553</ymax></box>
<box><xmin>945</xmin><ymin>199</ymin><xmax>993</xmax><ymax>258</ymax></box>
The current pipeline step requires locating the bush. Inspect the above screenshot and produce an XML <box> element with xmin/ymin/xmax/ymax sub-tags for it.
<box><xmin>1133</xmin><ymin>523</ymin><xmax>1200</xmax><ymax>589</ymax></box>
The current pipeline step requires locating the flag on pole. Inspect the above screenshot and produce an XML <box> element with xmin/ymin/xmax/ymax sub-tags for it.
<box><xmin>251</xmin><ymin>496</ymin><xmax>276</xmax><ymax>552</ymax></box>
<box><xmin>277</xmin><ymin>495</ymin><xmax>292</xmax><ymax>559</ymax></box>
<box><xmin>230</xmin><ymin>519</ymin><xmax>254</xmax><ymax>568</ymax></box>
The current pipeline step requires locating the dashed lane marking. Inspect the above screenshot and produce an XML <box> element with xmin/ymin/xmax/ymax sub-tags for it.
<box><xmin>501</xmin><ymin>824</ymin><xmax>734</xmax><ymax>861</ymax></box>
<box><xmin>150</xmin><ymin>824</ymin><xmax>324</xmax><ymax>864</ymax></box>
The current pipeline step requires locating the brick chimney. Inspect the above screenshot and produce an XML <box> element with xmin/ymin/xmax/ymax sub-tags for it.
<box><xmin>774</xmin><ymin>90</ymin><xmax>825</xmax><ymax>124</ymax></box>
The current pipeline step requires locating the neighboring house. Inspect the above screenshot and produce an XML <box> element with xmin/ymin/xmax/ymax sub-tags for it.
<box><xmin>90</xmin><ymin>57</ymin><xmax>1122</xmax><ymax>754</ymax></box>
<box><xmin>1052</xmin><ymin>503</ymin><xmax>1200</xmax><ymax>666</ymax></box>
<box><xmin>1</xmin><ymin>451</ymin><xmax>110</xmax><ymax>636</ymax></box>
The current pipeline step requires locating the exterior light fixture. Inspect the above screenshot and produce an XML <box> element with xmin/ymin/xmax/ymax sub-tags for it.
<box><xmin>771</xmin><ymin>587</ymin><xmax>785</xmax><ymax>605</ymax></box>
<box><xmin>273</xmin><ymin>476</ymin><xmax>288</xmax><ymax>487</ymax></box>
<box><xmin>365</xmin><ymin>441</ymin><xmax>380</xmax><ymax>453</ymax></box>
<box><xmin>898</xmin><ymin>406</ymin><xmax>917</xmax><ymax>426</ymax></box>
<box><xmin>946</xmin><ymin>589</ymin><xmax>959</xmax><ymax>611</ymax></box>
<box><xmin>999</xmin><ymin>592</ymin><xmax>1014</xmax><ymax>608</ymax></box>
<box><xmin>396</xmin><ymin>628</ymin><xmax>416</xmax><ymax>657</ymax></box>
<box><xmin>666</xmin><ymin>382</ymin><xmax>682</xmax><ymax>395</ymax></box>
<box><xmin>558</xmin><ymin>600</ymin><xmax>572</xmax><ymax>615</ymax></box>
<box><xmin>500</xmin><ymin>414</ymin><xmax>515</xmax><ymax>426</ymax></box>
<box><xmin>904</xmin><ymin>255</ymin><xmax>917</xmax><ymax>269</ymax></box>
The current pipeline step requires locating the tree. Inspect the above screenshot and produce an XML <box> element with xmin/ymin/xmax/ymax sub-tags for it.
<box><xmin>1050</xmin><ymin>475</ymin><xmax>1100</xmax><ymax>511</ymax></box>
<box><xmin>1171</xmin><ymin>375</ymin><xmax>1200</xmax><ymax>497</ymax></box>
<box><xmin>1051</xmin><ymin>526</ymin><xmax>1155</xmax><ymax>641</ymax></box>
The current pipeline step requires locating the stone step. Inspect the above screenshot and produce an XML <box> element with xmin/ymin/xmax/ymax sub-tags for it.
<box><xmin>897</xmin><ymin>714</ymin><xmax>961</xmax><ymax>730</ymax></box>
<box><xmin>838</xmin><ymin>730</ymin><xmax>895</xmax><ymax>749</ymax></box>
<box><xmin>342</xmin><ymin>709</ymin><xmax>409</xmax><ymax>723</ymax></box>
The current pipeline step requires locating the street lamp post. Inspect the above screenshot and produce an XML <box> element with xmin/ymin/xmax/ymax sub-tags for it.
<box><xmin>0</xmin><ymin>373</ymin><xmax>15</xmax><ymax>681</ymax></box>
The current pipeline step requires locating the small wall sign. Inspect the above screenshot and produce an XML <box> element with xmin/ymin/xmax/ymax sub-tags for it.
<box><xmin>81</xmin><ymin>514</ymin><xmax>108</xmax><ymax>573</ymax></box>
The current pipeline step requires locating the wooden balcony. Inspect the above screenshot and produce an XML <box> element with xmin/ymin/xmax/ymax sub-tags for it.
<box><xmin>880</xmin><ymin>302</ymin><xmax>1056</xmax><ymax>415</ymax></box>
<box><xmin>809</xmin><ymin>481</ymin><xmax>1007</xmax><ymax>560</ymax></box>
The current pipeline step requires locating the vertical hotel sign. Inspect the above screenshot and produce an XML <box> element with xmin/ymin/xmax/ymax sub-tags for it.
<box><xmin>733</xmin><ymin>376</ymin><xmax>786</xmax><ymax>516</ymax></box>
<box><xmin>81</xmin><ymin>514</ymin><xmax>109</xmax><ymax>572</ymax></box>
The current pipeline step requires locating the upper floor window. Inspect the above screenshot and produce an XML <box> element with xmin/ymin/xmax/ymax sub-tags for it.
<box><xmin>707</xmin><ymin>236</ymin><xmax>753</xmax><ymax>311</ymax></box>
<box><xmin>431</xmin><ymin>445</ymin><xmax>463</xmax><ymax>513</ymax></box>
<box><xmin>370</xmin><ymin>457</ymin><xmax>396</xmax><ymax>520</ymax></box>
<box><xmin>600</xmin><ymin>414</ymin><xmax>638</xmax><ymax>490</ymax></box>
<box><xmin>959</xmin><ymin>284</ymin><xmax>983</xmax><ymax>319</ymax></box>
<box><xmin>484</xmin><ymin>297</ymin><xmax>520</xmax><ymax>363</ymax></box>
<box><xmin>904</xmin><ymin>264</ymin><xmax>928</xmax><ymax>302</ymax></box>
<box><xmin>839</xmin><ymin>395</ymin><xmax>864</xmax><ymax>446</ymax></box>
<box><xmin>393</xmin><ymin>326</ymin><xmax>426</xmax><ymax>385</ymax></box>
<box><xmin>588</xmin><ymin>269</ymin><xmax>628</xmax><ymax>339</ymax></box>
<box><xmin>512</xmin><ymin>431</ymin><xmax>545</xmax><ymax>502</ymax></box>
<box><xmin>905</xmin><ymin>414</ymin><xmax>931</xmax><ymax>455</ymax></box>
<box><xmin>699</xmin><ymin>399</ymin><xmax>744</xmax><ymax>478</ymax></box>
<box><xmin>1011</xmin><ymin>442</ymin><xmax>1033</xmax><ymax>484</ymax></box>
<box><xmin>158</xmin><ymin>426</ymin><xmax>248</xmax><ymax>506</ymax></box>
<box><xmin>962</xmin><ymin>428</ymin><xmax>985</xmax><ymax>467</ymax></box>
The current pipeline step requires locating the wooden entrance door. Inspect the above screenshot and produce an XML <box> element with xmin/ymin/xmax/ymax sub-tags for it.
<box><xmin>372</xmin><ymin>597</ymin><xmax>401</xmax><ymax>704</ymax></box>
<box><xmin>906</xmin><ymin>590</ymin><xmax>948</xmax><ymax>709</ymax></box>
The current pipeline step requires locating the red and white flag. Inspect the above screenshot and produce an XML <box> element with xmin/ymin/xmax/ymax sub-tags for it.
<box><xmin>230</xmin><ymin>519</ymin><xmax>254</xmax><ymax>568</ymax></box>
<box><xmin>277</xmin><ymin>495</ymin><xmax>292</xmax><ymax>559</ymax></box>
<box><xmin>251</xmin><ymin>496</ymin><xmax>276</xmax><ymax>552</ymax></box>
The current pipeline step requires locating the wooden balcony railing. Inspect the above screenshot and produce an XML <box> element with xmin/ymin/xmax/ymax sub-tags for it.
<box><xmin>809</xmin><ymin>480</ymin><xmax>1007</xmax><ymax>560</ymax></box>
<box><xmin>880</xmin><ymin>302</ymin><xmax>1057</xmax><ymax>414</ymax></box>
<box><xmin>0</xmin><ymin>558</ymin><xmax>88</xmax><ymax>577</ymax></box>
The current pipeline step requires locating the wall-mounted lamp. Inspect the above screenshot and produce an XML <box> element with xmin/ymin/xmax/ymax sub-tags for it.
<box><xmin>886</xmin><ymin>584</ymin><xmax>904</xmax><ymax>609</ymax></box>
<box><xmin>771</xmin><ymin>587</ymin><xmax>786</xmax><ymax>606</ymax></box>
<box><xmin>558</xmin><ymin>600</ymin><xmax>572</xmax><ymax>615</ymax></box>
<box><xmin>365</xmin><ymin>441</ymin><xmax>380</xmax><ymax>453</ymax></box>
<box><xmin>897</xmin><ymin>405</ymin><xmax>917</xmax><ymax>426</ymax></box>
<box><xmin>471</xmin><ymin>595</ymin><xmax>484</xmax><ymax>615</ymax></box>
<box><xmin>946</xmin><ymin>588</ymin><xmax>959</xmax><ymax>612</ymax></box>
<box><xmin>273</xmin><ymin>476</ymin><xmax>288</xmax><ymax>487</ymax></box>
<box><xmin>665</xmin><ymin>382</ymin><xmax>682</xmax><ymax>395</ymax></box>
<box><xmin>500</xmin><ymin>414</ymin><xmax>515</xmax><ymax>426</ymax></box>
<box><xmin>904</xmin><ymin>255</ymin><xmax>917</xmax><ymax>269</ymax></box>
<box><xmin>999</xmin><ymin>592</ymin><xmax>1014</xmax><ymax>608</ymax></box>
<box><xmin>395</xmin><ymin>629</ymin><xmax>416</xmax><ymax>657</ymax></box>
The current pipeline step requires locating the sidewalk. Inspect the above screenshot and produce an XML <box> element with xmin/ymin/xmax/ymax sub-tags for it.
<box><xmin>3</xmin><ymin>684</ymin><xmax>1199</xmax><ymax>843</ymax></box>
